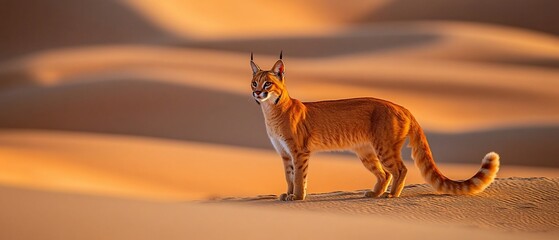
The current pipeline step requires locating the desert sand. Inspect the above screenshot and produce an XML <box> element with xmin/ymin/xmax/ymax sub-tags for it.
<box><xmin>1</xmin><ymin>0</ymin><xmax>558</xmax><ymax>239</ymax></box>
<box><xmin>2</xmin><ymin>179</ymin><xmax>556</xmax><ymax>240</ymax></box>
<box><xmin>219</xmin><ymin>177</ymin><xmax>559</xmax><ymax>234</ymax></box>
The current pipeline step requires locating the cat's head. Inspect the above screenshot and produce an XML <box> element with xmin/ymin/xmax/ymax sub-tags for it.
<box><xmin>250</xmin><ymin>52</ymin><xmax>286</xmax><ymax>104</ymax></box>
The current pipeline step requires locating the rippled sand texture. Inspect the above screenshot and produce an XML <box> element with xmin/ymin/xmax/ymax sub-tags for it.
<box><xmin>221</xmin><ymin>177</ymin><xmax>559</xmax><ymax>232</ymax></box>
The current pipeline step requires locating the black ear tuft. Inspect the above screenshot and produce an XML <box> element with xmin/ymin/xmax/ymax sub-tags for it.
<box><xmin>250</xmin><ymin>52</ymin><xmax>260</xmax><ymax>74</ymax></box>
<box><xmin>279</xmin><ymin>50</ymin><xmax>283</xmax><ymax>60</ymax></box>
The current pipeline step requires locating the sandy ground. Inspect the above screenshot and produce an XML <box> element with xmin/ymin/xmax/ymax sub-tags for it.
<box><xmin>2</xmin><ymin>181</ymin><xmax>555</xmax><ymax>240</ymax></box>
<box><xmin>1</xmin><ymin>0</ymin><xmax>559</xmax><ymax>239</ymax></box>
<box><xmin>220</xmin><ymin>177</ymin><xmax>559</xmax><ymax>233</ymax></box>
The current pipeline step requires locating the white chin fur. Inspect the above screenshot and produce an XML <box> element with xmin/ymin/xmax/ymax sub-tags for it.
<box><xmin>257</xmin><ymin>93</ymin><xmax>274</xmax><ymax>103</ymax></box>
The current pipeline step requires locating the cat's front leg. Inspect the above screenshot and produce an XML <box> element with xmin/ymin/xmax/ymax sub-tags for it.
<box><xmin>279</xmin><ymin>154</ymin><xmax>294</xmax><ymax>201</ymax></box>
<box><xmin>285</xmin><ymin>150</ymin><xmax>310</xmax><ymax>201</ymax></box>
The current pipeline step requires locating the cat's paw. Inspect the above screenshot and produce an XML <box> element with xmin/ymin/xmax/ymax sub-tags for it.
<box><xmin>363</xmin><ymin>190</ymin><xmax>383</xmax><ymax>198</ymax></box>
<box><xmin>279</xmin><ymin>193</ymin><xmax>289</xmax><ymax>201</ymax></box>
<box><xmin>380</xmin><ymin>192</ymin><xmax>394</xmax><ymax>198</ymax></box>
<box><xmin>283</xmin><ymin>194</ymin><xmax>304</xmax><ymax>201</ymax></box>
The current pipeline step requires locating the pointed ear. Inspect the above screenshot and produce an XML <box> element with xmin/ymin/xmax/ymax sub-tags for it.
<box><xmin>271</xmin><ymin>60</ymin><xmax>285</xmax><ymax>80</ymax></box>
<box><xmin>250</xmin><ymin>61</ymin><xmax>260</xmax><ymax>75</ymax></box>
<box><xmin>250</xmin><ymin>52</ymin><xmax>260</xmax><ymax>74</ymax></box>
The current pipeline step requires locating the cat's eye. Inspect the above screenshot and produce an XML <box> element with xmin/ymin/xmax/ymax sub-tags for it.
<box><xmin>264</xmin><ymin>82</ymin><xmax>272</xmax><ymax>87</ymax></box>
<box><xmin>252</xmin><ymin>82</ymin><xmax>257</xmax><ymax>87</ymax></box>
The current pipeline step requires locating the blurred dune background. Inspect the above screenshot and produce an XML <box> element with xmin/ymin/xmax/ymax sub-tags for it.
<box><xmin>1</xmin><ymin>1</ymin><xmax>559</xmax><ymax>238</ymax></box>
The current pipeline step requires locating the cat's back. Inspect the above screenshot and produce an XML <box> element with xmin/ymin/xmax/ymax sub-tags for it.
<box><xmin>303</xmin><ymin>97</ymin><xmax>405</xmax><ymax>115</ymax></box>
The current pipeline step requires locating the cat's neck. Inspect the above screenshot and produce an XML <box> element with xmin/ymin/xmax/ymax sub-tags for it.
<box><xmin>260</xmin><ymin>90</ymin><xmax>297</xmax><ymax>121</ymax></box>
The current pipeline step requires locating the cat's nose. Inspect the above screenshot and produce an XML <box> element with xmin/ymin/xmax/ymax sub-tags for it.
<box><xmin>254</xmin><ymin>91</ymin><xmax>262</xmax><ymax>95</ymax></box>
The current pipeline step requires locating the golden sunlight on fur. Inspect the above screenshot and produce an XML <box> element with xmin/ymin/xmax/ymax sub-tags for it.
<box><xmin>251</xmin><ymin>53</ymin><xmax>500</xmax><ymax>201</ymax></box>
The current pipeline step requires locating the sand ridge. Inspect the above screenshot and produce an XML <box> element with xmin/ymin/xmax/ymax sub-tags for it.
<box><xmin>217</xmin><ymin>177</ymin><xmax>559</xmax><ymax>233</ymax></box>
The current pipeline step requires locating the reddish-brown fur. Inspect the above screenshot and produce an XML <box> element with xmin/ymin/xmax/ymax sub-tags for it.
<box><xmin>250</xmin><ymin>55</ymin><xmax>500</xmax><ymax>201</ymax></box>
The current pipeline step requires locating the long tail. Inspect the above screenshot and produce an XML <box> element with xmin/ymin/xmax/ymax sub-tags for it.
<box><xmin>408</xmin><ymin>119</ymin><xmax>500</xmax><ymax>194</ymax></box>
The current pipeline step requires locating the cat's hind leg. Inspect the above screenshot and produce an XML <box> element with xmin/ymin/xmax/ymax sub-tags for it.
<box><xmin>376</xmin><ymin>140</ymin><xmax>407</xmax><ymax>198</ymax></box>
<box><xmin>354</xmin><ymin>145</ymin><xmax>392</xmax><ymax>198</ymax></box>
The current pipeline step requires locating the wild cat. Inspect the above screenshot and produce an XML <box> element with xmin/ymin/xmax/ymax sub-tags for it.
<box><xmin>250</xmin><ymin>52</ymin><xmax>500</xmax><ymax>201</ymax></box>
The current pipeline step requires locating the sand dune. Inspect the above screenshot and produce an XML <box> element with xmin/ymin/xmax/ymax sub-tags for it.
<box><xmin>0</xmin><ymin>130</ymin><xmax>558</xmax><ymax>201</ymax></box>
<box><xmin>184</xmin><ymin>22</ymin><xmax>559</xmax><ymax>60</ymax></box>
<box><xmin>357</xmin><ymin>0</ymin><xmax>559</xmax><ymax>36</ymax></box>
<box><xmin>3</xmin><ymin>183</ymin><xmax>553</xmax><ymax>240</ymax></box>
<box><xmin>124</xmin><ymin>0</ymin><xmax>559</xmax><ymax>38</ymax></box>
<box><xmin>0</xmin><ymin>79</ymin><xmax>268</xmax><ymax>149</ymax></box>
<box><xmin>221</xmin><ymin>177</ymin><xmax>559</xmax><ymax>234</ymax></box>
<box><xmin>0</xmin><ymin>0</ymin><xmax>172</xmax><ymax>61</ymax></box>
<box><xmin>124</xmin><ymin>0</ymin><xmax>370</xmax><ymax>39</ymax></box>
<box><xmin>4</xmin><ymin>0</ymin><xmax>558</xmax><ymax>62</ymax></box>
<box><xmin>0</xmin><ymin>75</ymin><xmax>557</xmax><ymax>166</ymax></box>
<box><xmin>0</xmin><ymin>39</ymin><xmax>558</xmax><ymax>166</ymax></box>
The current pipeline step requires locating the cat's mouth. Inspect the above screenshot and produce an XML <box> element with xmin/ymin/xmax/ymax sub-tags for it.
<box><xmin>253</xmin><ymin>91</ymin><xmax>271</xmax><ymax>102</ymax></box>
